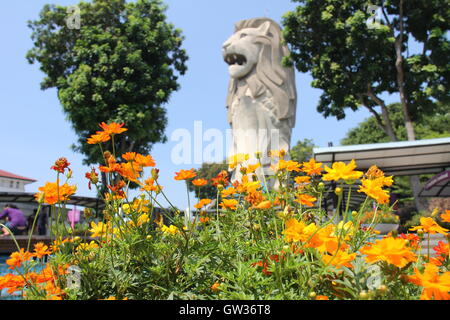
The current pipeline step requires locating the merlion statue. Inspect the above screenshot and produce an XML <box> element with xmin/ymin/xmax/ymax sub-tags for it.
<box><xmin>222</xmin><ymin>17</ymin><xmax>297</xmax><ymax>186</ymax></box>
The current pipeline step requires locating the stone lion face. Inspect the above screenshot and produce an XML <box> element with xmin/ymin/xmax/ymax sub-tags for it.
<box><xmin>222</xmin><ymin>22</ymin><xmax>270</xmax><ymax>80</ymax></box>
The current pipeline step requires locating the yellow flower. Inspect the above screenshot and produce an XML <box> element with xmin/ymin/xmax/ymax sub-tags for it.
<box><xmin>76</xmin><ymin>241</ymin><xmax>99</xmax><ymax>252</ymax></box>
<box><xmin>408</xmin><ymin>263</ymin><xmax>450</xmax><ymax>300</ymax></box>
<box><xmin>358</xmin><ymin>178</ymin><xmax>390</xmax><ymax>204</ymax></box>
<box><xmin>136</xmin><ymin>213</ymin><xmax>150</xmax><ymax>226</ymax></box>
<box><xmin>161</xmin><ymin>224</ymin><xmax>179</xmax><ymax>235</ymax></box>
<box><xmin>322</xmin><ymin>160</ymin><xmax>363</xmax><ymax>182</ymax></box>
<box><xmin>359</xmin><ymin>237</ymin><xmax>417</xmax><ymax>268</ymax></box>
<box><xmin>228</xmin><ymin>153</ymin><xmax>249</xmax><ymax>169</ymax></box>
<box><xmin>409</xmin><ymin>217</ymin><xmax>449</xmax><ymax>235</ymax></box>
<box><xmin>89</xmin><ymin>221</ymin><xmax>110</xmax><ymax>238</ymax></box>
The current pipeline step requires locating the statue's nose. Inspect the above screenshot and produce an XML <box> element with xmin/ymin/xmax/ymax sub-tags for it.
<box><xmin>222</xmin><ymin>41</ymin><xmax>231</xmax><ymax>51</ymax></box>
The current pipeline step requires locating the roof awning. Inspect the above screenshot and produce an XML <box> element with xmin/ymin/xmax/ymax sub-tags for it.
<box><xmin>419</xmin><ymin>170</ymin><xmax>450</xmax><ymax>197</ymax></box>
<box><xmin>313</xmin><ymin>137</ymin><xmax>450</xmax><ymax>176</ymax></box>
<box><xmin>0</xmin><ymin>192</ymin><xmax>105</xmax><ymax>209</ymax></box>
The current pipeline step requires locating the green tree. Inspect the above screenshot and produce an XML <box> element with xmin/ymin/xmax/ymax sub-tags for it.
<box><xmin>289</xmin><ymin>138</ymin><xmax>315</xmax><ymax>163</ymax></box>
<box><xmin>27</xmin><ymin>0</ymin><xmax>188</xmax><ymax>165</ymax></box>
<box><xmin>341</xmin><ymin>103</ymin><xmax>450</xmax><ymax>145</ymax></box>
<box><xmin>188</xmin><ymin>162</ymin><xmax>228</xmax><ymax>200</ymax></box>
<box><xmin>282</xmin><ymin>0</ymin><xmax>449</xmax><ymax>209</ymax></box>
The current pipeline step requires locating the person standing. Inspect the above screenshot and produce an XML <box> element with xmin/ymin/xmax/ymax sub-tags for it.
<box><xmin>0</xmin><ymin>204</ymin><xmax>28</xmax><ymax>236</ymax></box>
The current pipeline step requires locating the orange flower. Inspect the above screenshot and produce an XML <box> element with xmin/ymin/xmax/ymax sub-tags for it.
<box><xmin>192</xmin><ymin>178</ymin><xmax>208</xmax><ymax>187</ymax></box>
<box><xmin>211</xmin><ymin>282</ymin><xmax>221</xmax><ymax>292</ymax></box>
<box><xmin>295</xmin><ymin>193</ymin><xmax>317</xmax><ymax>207</ymax></box>
<box><xmin>322</xmin><ymin>160</ymin><xmax>363</xmax><ymax>182</ymax></box>
<box><xmin>174</xmin><ymin>168</ymin><xmax>197</xmax><ymax>181</ymax></box>
<box><xmin>409</xmin><ymin>217</ymin><xmax>449</xmax><ymax>235</ymax></box>
<box><xmin>221</xmin><ymin>187</ymin><xmax>236</xmax><ymax>198</ymax></box>
<box><xmin>269</xmin><ymin>149</ymin><xmax>286</xmax><ymax>158</ymax></box>
<box><xmin>199</xmin><ymin>217</ymin><xmax>210</xmax><ymax>223</ymax></box>
<box><xmin>194</xmin><ymin>199</ymin><xmax>212</xmax><ymax>209</ymax></box>
<box><xmin>294</xmin><ymin>176</ymin><xmax>311</xmax><ymax>184</ymax></box>
<box><xmin>408</xmin><ymin>263</ymin><xmax>450</xmax><ymax>300</ymax></box>
<box><xmin>211</xmin><ymin>170</ymin><xmax>229</xmax><ymax>187</ymax></box>
<box><xmin>220</xmin><ymin>199</ymin><xmax>238</xmax><ymax>210</ymax></box>
<box><xmin>282</xmin><ymin>218</ymin><xmax>317</xmax><ymax>243</ymax></box>
<box><xmin>433</xmin><ymin>241</ymin><xmax>449</xmax><ymax>258</ymax></box>
<box><xmin>301</xmin><ymin>158</ymin><xmax>323</xmax><ymax>175</ymax></box>
<box><xmin>441</xmin><ymin>210</ymin><xmax>450</xmax><ymax>223</ymax></box>
<box><xmin>135</xmin><ymin>154</ymin><xmax>156</xmax><ymax>167</ymax></box>
<box><xmin>316</xmin><ymin>295</ymin><xmax>329</xmax><ymax>300</ymax></box>
<box><xmin>33</xmin><ymin>242</ymin><xmax>52</xmax><ymax>259</ymax></box>
<box><xmin>253</xmin><ymin>200</ymin><xmax>272</xmax><ymax>210</ymax></box>
<box><xmin>322</xmin><ymin>250</ymin><xmax>356</xmax><ymax>269</ymax></box>
<box><xmin>122</xmin><ymin>152</ymin><xmax>137</xmax><ymax>161</ymax></box>
<box><xmin>87</xmin><ymin>131</ymin><xmax>110</xmax><ymax>144</ymax></box>
<box><xmin>35</xmin><ymin>182</ymin><xmax>77</xmax><ymax>205</ymax></box>
<box><xmin>359</xmin><ymin>237</ymin><xmax>417</xmax><ymax>268</ymax></box>
<box><xmin>140</xmin><ymin>178</ymin><xmax>162</xmax><ymax>193</ymax></box>
<box><xmin>118</xmin><ymin>161</ymin><xmax>143</xmax><ymax>182</ymax></box>
<box><xmin>6</xmin><ymin>249</ymin><xmax>33</xmax><ymax>269</ymax></box>
<box><xmin>271</xmin><ymin>159</ymin><xmax>301</xmax><ymax>172</ymax></box>
<box><xmin>99</xmin><ymin>122</ymin><xmax>127</xmax><ymax>135</ymax></box>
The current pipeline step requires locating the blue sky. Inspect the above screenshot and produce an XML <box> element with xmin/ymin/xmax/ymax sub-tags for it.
<box><xmin>0</xmin><ymin>0</ymin><xmax>394</xmax><ymax>210</ymax></box>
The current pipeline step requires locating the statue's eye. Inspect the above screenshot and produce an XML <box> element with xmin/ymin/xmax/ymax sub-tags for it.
<box><xmin>240</xmin><ymin>33</ymin><xmax>247</xmax><ymax>39</ymax></box>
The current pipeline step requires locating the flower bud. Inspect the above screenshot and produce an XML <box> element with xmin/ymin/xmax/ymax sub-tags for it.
<box><xmin>359</xmin><ymin>291</ymin><xmax>368</xmax><ymax>299</ymax></box>
<box><xmin>308</xmin><ymin>292</ymin><xmax>317</xmax><ymax>299</ymax></box>
<box><xmin>151</xmin><ymin>168</ymin><xmax>159</xmax><ymax>180</ymax></box>
<box><xmin>335</xmin><ymin>187</ymin><xmax>342</xmax><ymax>195</ymax></box>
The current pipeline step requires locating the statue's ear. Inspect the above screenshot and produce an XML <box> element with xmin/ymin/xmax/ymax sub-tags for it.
<box><xmin>257</xmin><ymin>21</ymin><xmax>271</xmax><ymax>35</ymax></box>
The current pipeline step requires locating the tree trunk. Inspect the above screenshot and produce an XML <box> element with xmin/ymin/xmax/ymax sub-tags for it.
<box><xmin>394</xmin><ymin>0</ymin><xmax>427</xmax><ymax>212</ymax></box>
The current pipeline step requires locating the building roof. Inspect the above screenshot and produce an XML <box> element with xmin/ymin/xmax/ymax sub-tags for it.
<box><xmin>313</xmin><ymin>137</ymin><xmax>450</xmax><ymax>176</ymax></box>
<box><xmin>0</xmin><ymin>170</ymin><xmax>36</xmax><ymax>182</ymax></box>
<box><xmin>419</xmin><ymin>170</ymin><xmax>450</xmax><ymax>198</ymax></box>
<box><xmin>0</xmin><ymin>192</ymin><xmax>105</xmax><ymax>209</ymax></box>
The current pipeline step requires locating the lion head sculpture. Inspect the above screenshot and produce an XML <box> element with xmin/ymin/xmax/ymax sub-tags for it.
<box><xmin>222</xmin><ymin>17</ymin><xmax>297</xmax><ymax>127</ymax></box>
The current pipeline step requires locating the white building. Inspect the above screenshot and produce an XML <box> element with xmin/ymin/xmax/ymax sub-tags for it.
<box><xmin>0</xmin><ymin>169</ymin><xmax>36</xmax><ymax>193</ymax></box>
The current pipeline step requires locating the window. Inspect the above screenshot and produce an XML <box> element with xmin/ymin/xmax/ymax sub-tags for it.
<box><xmin>16</xmin><ymin>181</ymin><xmax>20</xmax><ymax>189</ymax></box>
<box><xmin>9</xmin><ymin>181</ymin><xmax>13</xmax><ymax>188</ymax></box>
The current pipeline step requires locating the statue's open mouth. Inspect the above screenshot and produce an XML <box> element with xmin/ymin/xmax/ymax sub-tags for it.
<box><xmin>224</xmin><ymin>53</ymin><xmax>247</xmax><ymax>66</ymax></box>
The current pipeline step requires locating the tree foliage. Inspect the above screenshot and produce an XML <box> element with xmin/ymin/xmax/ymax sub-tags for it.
<box><xmin>27</xmin><ymin>0</ymin><xmax>188</xmax><ymax>165</ymax></box>
<box><xmin>282</xmin><ymin>0</ymin><xmax>449</xmax><ymax>140</ymax></box>
<box><xmin>289</xmin><ymin>138</ymin><xmax>315</xmax><ymax>163</ymax></box>
<box><xmin>341</xmin><ymin>103</ymin><xmax>450</xmax><ymax>145</ymax></box>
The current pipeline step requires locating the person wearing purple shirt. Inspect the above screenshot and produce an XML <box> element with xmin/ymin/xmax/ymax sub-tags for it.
<box><xmin>0</xmin><ymin>204</ymin><xmax>28</xmax><ymax>236</ymax></box>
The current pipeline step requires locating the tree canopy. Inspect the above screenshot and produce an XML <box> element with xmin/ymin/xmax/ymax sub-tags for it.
<box><xmin>341</xmin><ymin>103</ymin><xmax>450</xmax><ymax>145</ymax></box>
<box><xmin>282</xmin><ymin>0</ymin><xmax>449</xmax><ymax>141</ymax></box>
<box><xmin>282</xmin><ymin>0</ymin><xmax>449</xmax><ymax>210</ymax></box>
<box><xmin>27</xmin><ymin>0</ymin><xmax>188</xmax><ymax>165</ymax></box>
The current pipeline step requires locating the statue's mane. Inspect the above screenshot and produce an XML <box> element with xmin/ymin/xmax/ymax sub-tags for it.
<box><xmin>226</xmin><ymin>17</ymin><xmax>296</xmax><ymax>126</ymax></box>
